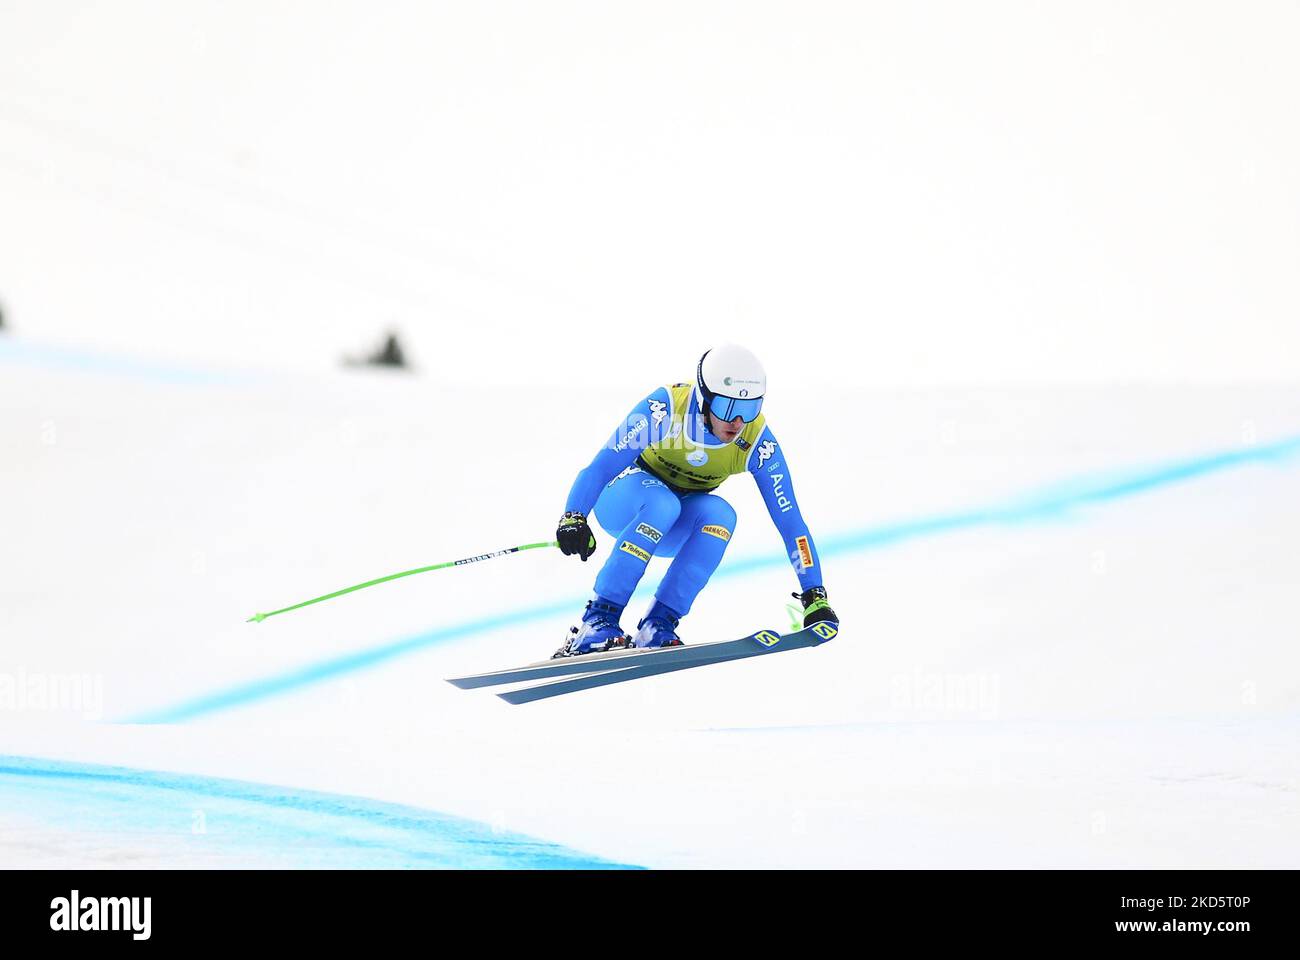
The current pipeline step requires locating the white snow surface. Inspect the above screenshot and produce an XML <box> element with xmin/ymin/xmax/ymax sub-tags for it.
<box><xmin>2</xmin><ymin>357</ymin><xmax>1298</xmax><ymax>867</ymax></box>
<box><xmin>3</xmin><ymin>1</ymin><xmax>1299</xmax><ymax>871</ymax></box>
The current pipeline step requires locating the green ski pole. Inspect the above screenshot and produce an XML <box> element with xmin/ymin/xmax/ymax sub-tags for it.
<box><xmin>247</xmin><ymin>540</ymin><xmax>559</xmax><ymax>623</ymax></box>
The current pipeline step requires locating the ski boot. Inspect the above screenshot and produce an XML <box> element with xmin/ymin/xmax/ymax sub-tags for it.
<box><xmin>632</xmin><ymin>601</ymin><xmax>685</xmax><ymax>649</ymax></box>
<box><xmin>553</xmin><ymin>598</ymin><xmax>631</xmax><ymax>658</ymax></box>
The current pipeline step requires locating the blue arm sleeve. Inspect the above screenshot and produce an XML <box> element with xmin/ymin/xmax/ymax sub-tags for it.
<box><xmin>563</xmin><ymin>387</ymin><xmax>672</xmax><ymax>516</ymax></box>
<box><xmin>749</xmin><ymin>426</ymin><xmax>824</xmax><ymax>592</ymax></box>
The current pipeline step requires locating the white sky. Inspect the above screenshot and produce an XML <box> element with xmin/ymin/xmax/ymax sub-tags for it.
<box><xmin>1</xmin><ymin>1</ymin><xmax>1297</xmax><ymax>388</ymax></box>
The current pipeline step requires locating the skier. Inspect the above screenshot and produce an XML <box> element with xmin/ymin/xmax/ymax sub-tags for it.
<box><xmin>554</xmin><ymin>343</ymin><xmax>838</xmax><ymax>656</ymax></box>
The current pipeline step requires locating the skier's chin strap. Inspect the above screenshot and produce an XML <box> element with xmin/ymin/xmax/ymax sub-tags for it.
<box><xmin>691</xmin><ymin>387</ymin><xmax>723</xmax><ymax>441</ymax></box>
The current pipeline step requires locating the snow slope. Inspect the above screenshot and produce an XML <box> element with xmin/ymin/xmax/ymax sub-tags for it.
<box><xmin>3</xmin><ymin>1</ymin><xmax>1299</xmax><ymax>871</ymax></box>
<box><xmin>2</xmin><ymin>346</ymin><xmax>1297</xmax><ymax>867</ymax></box>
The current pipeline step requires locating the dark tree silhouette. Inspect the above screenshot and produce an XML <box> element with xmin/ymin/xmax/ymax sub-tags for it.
<box><xmin>369</xmin><ymin>333</ymin><xmax>406</xmax><ymax>368</ymax></box>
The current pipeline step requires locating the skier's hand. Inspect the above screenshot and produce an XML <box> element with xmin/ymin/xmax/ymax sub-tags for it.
<box><xmin>557</xmin><ymin>511</ymin><xmax>597</xmax><ymax>561</ymax></box>
<box><xmin>794</xmin><ymin>587</ymin><xmax>838</xmax><ymax>627</ymax></box>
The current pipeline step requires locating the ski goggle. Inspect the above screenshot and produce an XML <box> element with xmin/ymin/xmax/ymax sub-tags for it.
<box><xmin>707</xmin><ymin>393</ymin><xmax>764</xmax><ymax>423</ymax></box>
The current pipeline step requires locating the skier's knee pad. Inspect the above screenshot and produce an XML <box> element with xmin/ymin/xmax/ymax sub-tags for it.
<box><xmin>595</xmin><ymin>474</ymin><xmax>680</xmax><ymax>537</ymax></box>
<box><xmin>695</xmin><ymin>496</ymin><xmax>737</xmax><ymax>542</ymax></box>
<box><xmin>637</xmin><ymin>485</ymin><xmax>683</xmax><ymax>532</ymax></box>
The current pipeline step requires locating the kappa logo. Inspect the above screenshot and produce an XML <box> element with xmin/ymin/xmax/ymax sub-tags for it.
<box><xmin>810</xmin><ymin>622</ymin><xmax>838</xmax><ymax>640</ymax></box>
<box><xmin>608</xmin><ymin>464</ymin><xmax>643</xmax><ymax>486</ymax></box>
<box><xmin>619</xmin><ymin>540</ymin><xmax>651</xmax><ymax>563</ymax></box>
<box><xmin>756</xmin><ymin>439</ymin><xmax>776</xmax><ymax>469</ymax></box>
<box><xmin>754</xmin><ymin>630</ymin><xmax>782</xmax><ymax>647</ymax></box>
<box><xmin>635</xmin><ymin>522</ymin><xmax>663</xmax><ymax>543</ymax></box>
<box><xmin>701</xmin><ymin>524</ymin><xmax>731</xmax><ymax>541</ymax></box>
<box><xmin>648</xmin><ymin>398</ymin><xmax>668</xmax><ymax>426</ymax></box>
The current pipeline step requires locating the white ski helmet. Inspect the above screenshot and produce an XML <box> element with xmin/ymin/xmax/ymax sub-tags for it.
<box><xmin>696</xmin><ymin>343</ymin><xmax>767</xmax><ymax>424</ymax></box>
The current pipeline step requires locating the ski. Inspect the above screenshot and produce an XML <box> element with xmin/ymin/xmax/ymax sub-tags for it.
<box><xmin>447</xmin><ymin>640</ymin><xmax>688</xmax><ymax>690</ymax></box>
<box><xmin>447</xmin><ymin>634</ymin><xmax>762</xmax><ymax>690</ymax></box>
<box><xmin>446</xmin><ymin>621</ymin><xmax>839</xmax><ymax>701</ymax></box>
<box><xmin>496</xmin><ymin>654</ymin><xmax>744</xmax><ymax>705</ymax></box>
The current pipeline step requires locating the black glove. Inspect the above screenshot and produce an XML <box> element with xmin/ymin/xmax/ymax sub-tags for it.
<box><xmin>793</xmin><ymin>586</ymin><xmax>838</xmax><ymax>627</ymax></box>
<box><xmin>557</xmin><ymin>511</ymin><xmax>597</xmax><ymax>561</ymax></box>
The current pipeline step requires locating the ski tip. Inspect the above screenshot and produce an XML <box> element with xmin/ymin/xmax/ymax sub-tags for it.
<box><xmin>247</xmin><ymin>612</ymin><xmax>267</xmax><ymax>624</ymax></box>
<box><xmin>446</xmin><ymin>675</ymin><xmax>495</xmax><ymax>689</ymax></box>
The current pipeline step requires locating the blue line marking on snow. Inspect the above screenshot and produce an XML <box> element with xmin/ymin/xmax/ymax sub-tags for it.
<box><xmin>132</xmin><ymin>431</ymin><xmax>1300</xmax><ymax>723</ymax></box>
<box><xmin>723</xmin><ymin>432</ymin><xmax>1300</xmax><ymax>576</ymax></box>
<box><xmin>132</xmin><ymin>599</ymin><xmax>575</xmax><ymax>723</ymax></box>
<box><xmin>0</xmin><ymin>754</ymin><xmax>639</xmax><ymax>869</ymax></box>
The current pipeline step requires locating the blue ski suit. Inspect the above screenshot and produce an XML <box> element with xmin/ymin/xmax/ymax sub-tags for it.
<box><xmin>563</xmin><ymin>384</ymin><xmax>824</xmax><ymax>617</ymax></box>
